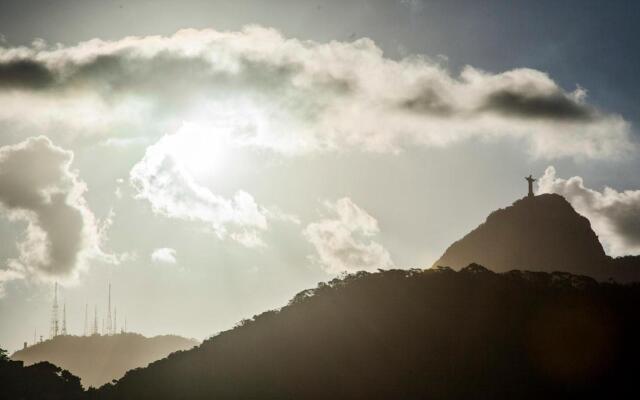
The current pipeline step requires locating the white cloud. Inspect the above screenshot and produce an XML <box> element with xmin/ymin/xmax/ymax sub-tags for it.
<box><xmin>230</xmin><ymin>230</ymin><xmax>266</xmax><ymax>248</ymax></box>
<box><xmin>538</xmin><ymin>166</ymin><xmax>640</xmax><ymax>256</ymax></box>
<box><xmin>150</xmin><ymin>247</ymin><xmax>177</xmax><ymax>264</ymax></box>
<box><xmin>304</xmin><ymin>197</ymin><xmax>394</xmax><ymax>274</ymax></box>
<box><xmin>99</xmin><ymin>136</ymin><xmax>150</xmax><ymax>148</ymax></box>
<box><xmin>129</xmin><ymin>123</ymin><xmax>269</xmax><ymax>246</ymax></box>
<box><xmin>0</xmin><ymin>136</ymin><xmax>113</xmax><ymax>291</ymax></box>
<box><xmin>0</xmin><ymin>26</ymin><xmax>631</xmax><ymax>159</ymax></box>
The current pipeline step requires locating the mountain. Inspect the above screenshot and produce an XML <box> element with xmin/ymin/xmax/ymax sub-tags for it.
<box><xmin>434</xmin><ymin>193</ymin><xmax>640</xmax><ymax>282</ymax></box>
<box><xmin>89</xmin><ymin>267</ymin><xmax>640</xmax><ymax>400</ymax></box>
<box><xmin>11</xmin><ymin>333</ymin><xmax>198</xmax><ymax>388</ymax></box>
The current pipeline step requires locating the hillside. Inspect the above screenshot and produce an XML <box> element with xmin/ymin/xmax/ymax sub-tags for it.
<box><xmin>91</xmin><ymin>266</ymin><xmax>640</xmax><ymax>400</ymax></box>
<box><xmin>11</xmin><ymin>333</ymin><xmax>198</xmax><ymax>388</ymax></box>
<box><xmin>434</xmin><ymin>194</ymin><xmax>640</xmax><ymax>282</ymax></box>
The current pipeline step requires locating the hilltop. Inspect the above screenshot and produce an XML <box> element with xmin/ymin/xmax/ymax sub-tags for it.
<box><xmin>90</xmin><ymin>266</ymin><xmax>640</xmax><ymax>400</ymax></box>
<box><xmin>11</xmin><ymin>333</ymin><xmax>198</xmax><ymax>388</ymax></box>
<box><xmin>434</xmin><ymin>194</ymin><xmax>640</xmax><ymax>282</ymax></box>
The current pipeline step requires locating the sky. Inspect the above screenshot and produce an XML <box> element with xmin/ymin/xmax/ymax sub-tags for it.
<box><xmin>1</xmin><ymin>0</ymin><xmax>640</xmax><ymax>352</ymax></box>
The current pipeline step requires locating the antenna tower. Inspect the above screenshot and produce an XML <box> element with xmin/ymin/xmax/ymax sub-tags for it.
<box><xmin>106</xmin><ymin>283</ymin><xmax>112</xmax><ymax>335</ymax></box>
<box><xmin>93</xmin><ymin>305</ymin><xmax>98</xmax><ymax>335</ymax></box>
<box><xmin>61</xmin><ymin>303</ymin><xmax>67</xmax><ymax>335</ymax></box>
<box><xmin>49</xmin><ymin>282</ymin><xmax>59</xmax><ymax>339</ymax></box>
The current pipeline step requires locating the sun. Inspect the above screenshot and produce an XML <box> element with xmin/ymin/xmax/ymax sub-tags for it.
<box><xmin>162</xmin><ymin>99</ymin><xmax>276</xmax><ymax>179</ymax></box>
<box><xmin>166</xmin><ymin>122</ymin><xmax>233</xmax><ymax>179</ymax></box>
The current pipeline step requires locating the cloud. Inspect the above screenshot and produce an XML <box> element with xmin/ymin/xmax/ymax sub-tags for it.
<box><xmin>99</xmin><ymin>136</ymin><xmax>149</xmax><ymax>148</ymax></box>
<box><xmin>150</xmin><ymin>247</ymin><xmax>177</xmax><ymax>264</ymax></box>
<box><xmin>303</xmin><ymin>197</ymin><xmax>393</xmax><ymax>274</ymax></box>
<box><xmin>480</xmin><ymin>88</ymin><xmax>593</xmax><ymax>121</ymax></box>
<box><xmin>0</xmin><ymin>59</ymin><xmax>54</xmax><ymax>89</ymax></box>
<box><xmin>129</xmin><ymin>123</ymin><xmax>269</xmax><ymax>246</ymax></box>
<box><xmin>538</xmin><ymin>166</ymin><xmax>640</xmax><ymax>256</ymax></box>
<box><xmin>230</xmin><ymin>230</ymin><xmax>266</xmax><ymax>248</ymax></box>
<box><xmin>0</xmin><ymin>136</ymin><xmax>110</xmax><ymax>290</ymax></box>
<box><xmin>0</xmin><ymin>26</ymin><xmax>631</xmax><ymax>159</ymax></box>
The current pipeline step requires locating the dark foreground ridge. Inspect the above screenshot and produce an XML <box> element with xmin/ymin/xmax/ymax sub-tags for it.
<box><xmin>11</xmin><ymin>333</ymin><xmax>198</xmax><ymax>388</ymax></box>
<box><xmin>0</xmin><ymin>349</ymin><xmax>84</xmax><ymax>400</ymax></box>
<box><xmin>434</xmin><ymin>193</ymin><xmax>640</xmax><ymax>282</ymax></box>
<box><xmin>85</xmin><ymin>266</ymin><xmax>640</xmax><ymax>400</ymax></box>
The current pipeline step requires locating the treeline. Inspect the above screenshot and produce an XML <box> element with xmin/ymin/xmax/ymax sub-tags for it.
<box><xmin>0</xmin><ymin>347</ymin><xmax>84</xmax><ymax>400</ymax></box>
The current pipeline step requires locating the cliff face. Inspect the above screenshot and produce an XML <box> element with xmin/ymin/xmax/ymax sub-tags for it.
<box><xmin>11</xmin><ymin>333</ymin><xmax>198</xmax><ymax>388</ymax></box>
<box><xmin>434</xmin><ymin>194</ymin><xmax>611</xmax><ymax>278</ymax></box>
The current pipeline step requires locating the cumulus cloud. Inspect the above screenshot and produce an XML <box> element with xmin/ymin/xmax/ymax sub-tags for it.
<box><xmin>538</xmin><ymin>166</ymin><xmax>640</xmax><ymax>256</ymax></box>
<box><xmin>129</xmin><ymin>123</ymin><xmax>269</xmax><ymax>246</ymax></box>
<box><xmin>0</xmin><ymin>136</ymin><xmax>110</xmax><ymax>289</ymax></box>
<box><xmin>150</xmin><ymin>247</ymin><xmax>177</xmax><ymax>264</ymax></box>
<box><xmin>303</xmin><ymin>197</ymin><xmax>393</xmax><ymax>274</ymax></box>
<box><xmin>0</xmin><ymin>26</ymin><xmax>631</xmax><ymax>159</ymax></box>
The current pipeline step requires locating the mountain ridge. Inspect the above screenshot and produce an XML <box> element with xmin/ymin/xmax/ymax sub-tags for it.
<box><xmin>11</xmin><ymin>332</ymin><xmax>198</xmax><ymax>388</ymax></box>
<box><xmin>89</xmin><ymin>266</ymin><xmax>640</xmax><ymax>400</ymax></box>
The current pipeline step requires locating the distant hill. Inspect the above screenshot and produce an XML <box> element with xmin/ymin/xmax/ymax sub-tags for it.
<box><xmin>434</xmin><ymin>194</ymin><xmax>640</xmax><ymax>282</ymax></box>
<box><xmin>90</xmin><ymin>266</ymin><xmax>640</xmax><ymax>399</ymax></box>
<box><xmin>11</xmin><ymin>333</ymin><xmax>198</xmax><ymax>388</ymax></box>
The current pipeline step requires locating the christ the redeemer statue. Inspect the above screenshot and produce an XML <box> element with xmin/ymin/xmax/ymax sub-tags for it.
<box><xmin>525</xmin><ymin>175</ymin><xmax>536</xmax><ymax>197</ymax></box>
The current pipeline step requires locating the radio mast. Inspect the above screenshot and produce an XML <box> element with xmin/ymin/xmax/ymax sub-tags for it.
<box><xmin>106</xmin><ymin>283</ymin><xmax>112</xmax><ymax>335</ymax></box>
<box><xmin>61</xmin><ymin>303</ymin><xmax>67</xmax><ymax>335</ymax></box>
<box><xmin>49</xmin><ymin>282</ymin><xmax>59</xmax><ymax>339</ymax></box>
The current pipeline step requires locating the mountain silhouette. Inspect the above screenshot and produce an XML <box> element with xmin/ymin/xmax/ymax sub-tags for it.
<box><xmin>11</xmin><ymin>333</ymin><xmax>198</xmax><ymax>388</ymax></box>
<box><xmin>87</xmin><ymin>266</ymin><xmax>640</xmax><ymax>400</ymax></box>
<box><xmin>434</xmin><ymin>193</ymin><xmax>640</xmax><ymax>282</ymax></box>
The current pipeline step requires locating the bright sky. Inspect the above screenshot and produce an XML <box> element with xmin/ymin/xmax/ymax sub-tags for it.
<box><xmin>1</xmin><ymin>0</ymin><xmax>640</xmax><ymax>352</ymax></box>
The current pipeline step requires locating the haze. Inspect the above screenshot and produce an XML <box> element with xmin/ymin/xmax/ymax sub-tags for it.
<box><xmin>1</xmin><ymin>0</ymin><xmax>640</xmax><ymax>353</ymax></box>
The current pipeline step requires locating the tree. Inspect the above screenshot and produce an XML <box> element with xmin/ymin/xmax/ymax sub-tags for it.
<box><xmin>0</xmin><ymin>346</ymin><xmax>8</xmax><ymax>362</ymax></box>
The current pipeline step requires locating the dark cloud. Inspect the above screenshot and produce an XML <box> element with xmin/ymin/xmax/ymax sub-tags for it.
<box><xmin>11</xmin><ymin>48</ymin><xmax>335</xmax><ymax>101</ymax></box>
<box><xmin>69</xmin><ymin>54</ymin><xmax>128</xmax><ymax>87</ymax></box>
<box><xmin>0</xmin><ymin>59</ymin><xmax>55</xmax><ymax>89</ymax></box>
<box><xmin>0</xmin><ymin>27</ymin><xmax>630</xmax><ymax>158</ymax></box>
<box><xmin>481</xmin><ymin>89</ymin><xmax>594</xmax><ymax>121</ymax></box>
<box><xmin>399</xmin><ymin>87</ymin><xmax>453</xmax><ymax>115</ymax></box>
<box><xmin>0</xmin><ymin>136</ymin><xmax>100</xmax><ymax>280</ymax></box>
<box><xmin>56</xmin><ymin>50</ymin><xmax>333</xmax><ymax>122</ymax></box>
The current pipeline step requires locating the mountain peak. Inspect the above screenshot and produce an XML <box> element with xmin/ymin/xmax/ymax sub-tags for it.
<box><xmin>433</xmin><ymin>193</ymin><xmax>609</xmax><ymax>277</ymax></box>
